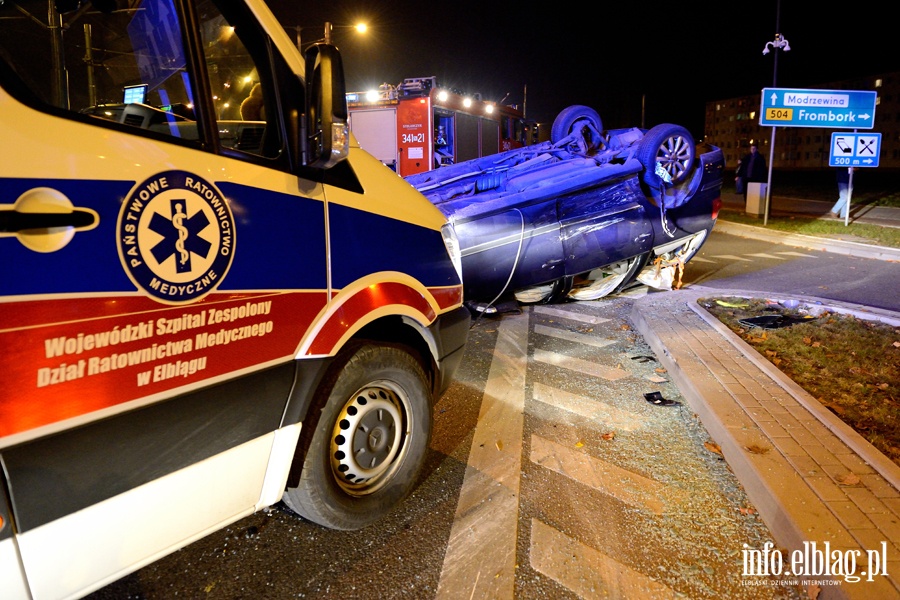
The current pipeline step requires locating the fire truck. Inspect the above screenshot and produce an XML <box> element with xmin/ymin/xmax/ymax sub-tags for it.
<box><xmin>346</xmin><ymin>76</ymin><xmax>526</xmax><ymax>176</ymax></box>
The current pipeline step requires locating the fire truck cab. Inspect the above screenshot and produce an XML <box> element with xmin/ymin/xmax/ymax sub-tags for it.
<box><xmin>347</xmin><ymin>76</ymin><xmax>526</xmax><ymax>176</ymax></box>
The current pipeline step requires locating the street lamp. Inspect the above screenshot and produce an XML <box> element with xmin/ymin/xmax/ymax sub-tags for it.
<box><xmin>761</xmin><ymin>1</ymin><xmax>789</xmax><ymax>226</ymax></box>
<box><xmin>288</xmin><ymin>22</ymin><xmax>367</xmax><ymax>52</ymax></box>
<box><xmin>762</xmin><ymin>33</ymin><xmax>790</xmax><ymax>56</ymax></box>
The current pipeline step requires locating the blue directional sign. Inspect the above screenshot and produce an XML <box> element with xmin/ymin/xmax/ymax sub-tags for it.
<box><xmin>760</xmin><ymin>88</ymin><xmax>877</xmax><ymax>129</ymax></box>
<box><xmin>829</xmin><ymin>132</ymin><xmax>881</xmax><ymax>167</ymax></box>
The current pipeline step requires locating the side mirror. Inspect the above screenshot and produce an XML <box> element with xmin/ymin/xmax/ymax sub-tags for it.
<box><xmin>304</xmin><ymin>43</ymin><xmax>349</xmax><ymax>169</ymax></box>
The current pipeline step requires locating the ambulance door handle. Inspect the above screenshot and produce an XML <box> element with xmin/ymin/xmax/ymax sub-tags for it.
<box><xmin>0</xmin><ymin>208</ymin><xmax>96</xmax><ymax>232</ymax></box>
<box><xmin>1</xmin><ymin>187</ymin><xmax>99</xmax><ymax>253</ymax></box>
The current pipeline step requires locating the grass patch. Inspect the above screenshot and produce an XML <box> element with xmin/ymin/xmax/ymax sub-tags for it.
<box><xmin>718</xmin><ymin>209</ymin><xmax>900</xmax><ymax>248</ymax></box>
<box><xmin>699</xmin><ymin>296</ymin><xmax>900</xmax><ymax>466</ymax></box>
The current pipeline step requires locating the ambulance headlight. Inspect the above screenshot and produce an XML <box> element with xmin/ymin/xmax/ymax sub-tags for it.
<box><xmin>440</xmin><ymin>222</ymin><xmax>463</xmax><ymax>283</ymax></box>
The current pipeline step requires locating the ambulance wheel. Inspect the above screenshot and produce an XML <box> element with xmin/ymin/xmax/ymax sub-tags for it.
<box><xmin>283</xmin><ymin>343</ymin><xmax>432</xmax><ymax>530</ymax></box>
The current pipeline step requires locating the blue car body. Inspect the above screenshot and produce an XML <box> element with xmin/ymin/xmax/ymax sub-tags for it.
<box><xmin>405</xmin><ymin>107</ymin><xmax>725</xmax><ymax>304</ymax></box>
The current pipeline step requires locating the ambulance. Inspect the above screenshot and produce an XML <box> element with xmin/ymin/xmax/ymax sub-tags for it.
<box><xmin>0</xmin><ymin>1</ymin><xmax>469</xmax><ymax>598</ymax></box>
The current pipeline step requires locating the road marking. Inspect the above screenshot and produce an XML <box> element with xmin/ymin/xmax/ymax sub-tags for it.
<box><xmin>530</xmin><ymin>434</ymin><xmax>678</xmax><ymax>514</ymax></box>
<box><xmin>532</xmin><ymin>382</ymin><xmax>645</xmax><ymax>431</ymax></box>
<box><xmin>710</xmin><ymin>254</ymin><xmax>754</xmax><ymax>262</ymax></box>
<box><xmin>533</xmin><ymin>323</ymin><xmax>616</xmax><ymax>349</ymax></box>
<box><xmin>534</xmin><ymin>305</ymin><xmax>610</xmax><ymax>325</ymax></box>
<box><xmin>534</xmin><ymin>348</ymin><xmax>630</xmax><ymax>381</ymax></box>
<box><xmin>776</xmin><ymin>250</ymin><xmax>817</xmax><ymax>257</ymax></box>
<box><xmin>530</xmin><ymin>519</ymin><xmax>677</xmax><ymax>599</ymax></box>
<box><xmin>686</xmin><ymin>256</ymin><xmax>715</xmax><ymax>263</ymax></box>
<box><xmin>747</xmin><ymin>252</ymin><xmax>786</xmax><ymax>259</ymax></box>
<box><xmin>436</xmin><ymin>311</ymin><xmax>528</xmax><ymax>600</ymax></box>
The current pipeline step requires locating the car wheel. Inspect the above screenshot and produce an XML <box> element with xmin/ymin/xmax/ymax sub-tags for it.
<box><xmin>550</xmin><ymin>105</ymin><xmax>604</xmax><ymax>152</ymax></box>
<box><xmin>567</xmin><ymin>255</ymin><xmax>648</xmax><ymax>301</ymax></box>
<box><xmin>282</xmin><ymin>344</ymin><xmax>432</xmax><ymax>530</ymax></box>
<box><xmin>637</xmin><ymin>124</ymin><xmax>695</xmax><ymax>187</ymax></box>
<box><xmin>514</xmin><ymin>276</ymin><xmax>573</xmax><ymax>305</ymax></box>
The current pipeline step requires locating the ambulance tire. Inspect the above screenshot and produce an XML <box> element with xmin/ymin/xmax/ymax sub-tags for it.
<box><xmin>283</xmin><ymin>343</ymin><xmax>432</xmax><ymax>530</ymax></box>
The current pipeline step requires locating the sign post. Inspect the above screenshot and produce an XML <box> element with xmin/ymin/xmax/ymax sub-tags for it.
<box><xmin>828</xmin><ymin>131</ymin><xmax>881</xmax><ymax>226</ymax></box>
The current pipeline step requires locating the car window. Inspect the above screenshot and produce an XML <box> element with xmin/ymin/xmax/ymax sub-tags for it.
<box><xmin>0</xmin><ymin>0</ymin><xmax>279</xmax><ymax>158</ymax></box>
<box><xmin>195</xmin><ymin>0</ymin><xmax>279</xmax><ymax>158</ymax></box>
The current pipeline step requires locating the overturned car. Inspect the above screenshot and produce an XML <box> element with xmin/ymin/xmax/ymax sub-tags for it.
<box><xmin>404</xmin><ymin>105</ymin><xmax>725</xmax><ymax>307</ymax></box>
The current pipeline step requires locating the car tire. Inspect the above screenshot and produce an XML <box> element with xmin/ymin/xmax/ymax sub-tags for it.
<box><xmin>550</xmin><ymin>105</ymin><xmax>604</xmax><ymax>152</ymax></box>
<box><xmin>567</xmin><ymin>254</ymin><xmax>648</xmax><ymax>301</ymax></box>
<box><xmin>514</xmin><ymin>276</ymin><xmax>573</xmax><ymax>305</ymax></box>
<box><xmin>637</xmin><ymin>124</ymin><xmax>695</xmax><ymax>188</ymax></box>
<box><xmin>282</xmin><ymin>343</ymin><xmax>432</xmax><ymax>530</ymax></box>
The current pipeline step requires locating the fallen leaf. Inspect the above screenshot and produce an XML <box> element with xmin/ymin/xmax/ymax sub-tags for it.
<box><xmin>837</xmin><ymin>472</ymin><xmax>861</xmax><ymax>486</ymax></box>
<box><xmin>495</xmin><ymin>440</ymin><xmax>503</xmax><ymax>451</ymax></box>
<box><xmin>893</xmin><ymin>341</ymin><xmax>900</xmax><ymax>348</ymax></box>
<box><xmin>745</xmin><ymin>444</ymin><xmax>769</xmax><ymax>455</ymax></box>
<box><xmin>620</xmin><ymin>324</ymin><xmax>631</xmax><ymax>331</ymax></box>
<box><xmin>715</xmin><ymin>300</ymin><xmax>749</xmax><ymax>308</ymax></box>
<box><xmin>877</xmin><ymin>383</ymin><xmax>890</xmax><ymax>390</ymax></box>
<box><xmin>654</xmin><ymin>367</ymin><xmax>667</xmax><ymax>373</ymax></box>
<box><xmin>806</xmin><ymin>582</ymin><xmax>821</xmax><ymax>599</ymax></box>
<box><xmin>574</xmin><ymin>440</ymin><xmax>584</xmax><ymax>448</ymax></box>
<box><xmin>704</xmin><ymin>441</ymin><xmax>722</xmax><ymax>455</ymax></box>
<box><xmin>812</xmin><ymin>341</ymin><xmax>821</xmax><ymax>348</ymax></box>
<box><xmin>765</xmin><ymin>350</ymin><xmax>777</xmax><ymax>357</ymax></box>
<box><xmin>739</xmin><ymin>507</ymin><xmax>757</xmax><ymax>515</ymax></box>
<box><xmin>601</xmin><ymin>432</ymin><xmax>615</xmax><ymax>440</ymax></box>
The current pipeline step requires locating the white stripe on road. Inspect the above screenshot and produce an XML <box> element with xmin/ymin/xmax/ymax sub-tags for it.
<box><xmin>532</xmin><ymin>382</ymin><xmax>645</xmax><ymax>432</ymax></box>
<box><xmin>529</xmin><ymin>434</ymin><xmax>680</xmax><ymax>515</ymax></box>
<box><xmin>710</xmin><ymin>254</ymin><xmax>754</xmax><ymax>262</ymax></box>
<box><xmin>747</xmin><ymin>253</ymin><xmax>786</xmax><ymax>259</ymax></box>
<box><xmin>533</xmin><ymin>305</ymin><xmax>611</xmax><ymax>325</ymax></box>
<box><xmin>436</xmin><ymin>310</ymin><xmax>528</xmax><ymax>600</ymax></box>
<box><xmin>776</xmin><ymin>251</ymin><xmax>817</xmax><ymax>257</ymax></box>
<box><xmin>530</xmin><ymin>519</ymin><xmax>677</xmax><ymax>599</ymax></box>
<box><xmin>533</xmin><ymin>323</ymin><xmax>616</xmax><ymax>349</ymax></box>
<box><xmin>534</xmin><ymin>349</ymin><xmax>630</xmax><ymax>381</ymax></box>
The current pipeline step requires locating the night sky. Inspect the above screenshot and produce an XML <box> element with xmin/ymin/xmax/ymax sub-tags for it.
<box><xmin>266</xmin><ymin>0</ymin><xmax>899</xmax><ymax>138</ymax></box>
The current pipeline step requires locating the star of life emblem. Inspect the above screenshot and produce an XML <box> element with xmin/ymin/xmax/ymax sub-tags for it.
<box><xmin>117</xmin><ymin>170</ymin><xmax>235</xmax><ymax>304</ymax></box>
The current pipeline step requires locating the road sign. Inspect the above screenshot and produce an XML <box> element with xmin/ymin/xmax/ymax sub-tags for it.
<box><xmin>760</xmin><ymin>88</ymin><xmax>877</xmax><ymax>129</ymax></box>
<box><xmin>829</xmin><ymin>132</ymin><xmax>881</xmax><ymax>167</ymax></box>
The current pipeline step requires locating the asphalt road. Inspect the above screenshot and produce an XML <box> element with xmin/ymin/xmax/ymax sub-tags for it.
<box><xmin>88</xmin><ymin>230</ymin><xmax>880</xmax><ymax>600</ymax></box>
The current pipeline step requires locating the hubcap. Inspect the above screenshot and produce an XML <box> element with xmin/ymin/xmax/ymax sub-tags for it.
<box><xmin>330</xmin><ymin>385</ymin><xmax>408</xmax><ymax>496</ymax></box>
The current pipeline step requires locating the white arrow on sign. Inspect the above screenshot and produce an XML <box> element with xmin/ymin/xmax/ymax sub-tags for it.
<box><xmin>769</xmin><ymin>91</ymin><xmax>779</xmax><ymax>104</ymax></box>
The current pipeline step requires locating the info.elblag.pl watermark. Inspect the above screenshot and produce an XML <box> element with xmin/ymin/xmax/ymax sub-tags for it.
<box><xmin>742</xmin><ymin>541</ymin><xmax>890</xmax><ymax>586</ymax></box>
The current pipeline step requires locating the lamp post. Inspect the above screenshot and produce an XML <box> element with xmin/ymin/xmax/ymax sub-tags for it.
<box><xmin>761</xmin><ymin>4</ymin><xmax>789</xmax><ymax>226</ymax></box>
<box><xmin>289</xmin><ymin>22</ymin><xmax>367</xmax><ymax>52</ymax></box>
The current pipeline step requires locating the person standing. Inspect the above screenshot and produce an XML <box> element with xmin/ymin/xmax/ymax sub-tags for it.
<box><xmin>829</xmin><ymin>167</ymin><xmax>855</xmax><ymax>218</ymax></box>
<box><xmin>735</xmin><ymin>144</ymin><xmax>767</xmax><ymax>198</ymax></box>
